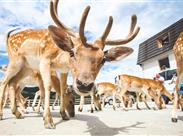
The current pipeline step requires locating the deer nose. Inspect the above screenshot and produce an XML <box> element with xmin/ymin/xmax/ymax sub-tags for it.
<box><xmin>76</xmin><ymin>79</ymin><xmax>94</xmax><ymax>93</ymax></box>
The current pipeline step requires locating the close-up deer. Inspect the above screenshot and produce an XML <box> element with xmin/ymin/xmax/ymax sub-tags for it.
<box><xmin>0</xmin><ymin>0</ymin><xmax>139</xmax><ymax>129</ymax></box>
<box><xmin>171</xmin><ymin>32</ymin><xmax>183</xmax><ymax>122</ymax></box>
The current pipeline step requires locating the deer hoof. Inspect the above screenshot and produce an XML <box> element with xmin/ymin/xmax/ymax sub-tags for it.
<box><xmin>78</xmin><ymin>107</ymin><xmax>83</xmax><ymax>112</ymax></box>
<box><xmin>15</xmin><ymin>111</ymin><xmax>23</xmax><ymax>119</ymax></box>
<box><xmin>113</xmin><ymin>106</ymin><xmax>116</xmax><ymax>111</ymax></box>
<box><xmin>60</xmin><ymin>111</ymin><xmax>69</xmax><ymax>120</ymax></box>
<box><xmin>171</xmin><ymin>118</ymin><xmax>178</xmax><ymax>123</ymax></box>
<box><xmin>44</xmin><ymin>117</ymin><xmax>56</xmax><ymax>129</ymax></box>
<box><xmin>32</xmin><ymin>107</ymin><xmax>35</xmax><ymax>111</ymax></box>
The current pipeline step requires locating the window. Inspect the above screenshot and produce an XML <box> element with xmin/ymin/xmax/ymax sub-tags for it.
<box><xmin>156</xmin><ymin>33</ymin><xmax>170</xmax><ymax>48</ymax></box>
<box><xmin>159</xmin><ymin>69</ymin><xmax>176</xmax><ymax>81</ymax></box>
<box><xmin>158</xmin><ymin>57</ymin><xmax>170</xmax><ymax>71</ymax></box>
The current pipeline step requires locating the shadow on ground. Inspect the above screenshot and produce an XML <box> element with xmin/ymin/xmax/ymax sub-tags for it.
<box><xmin>178</xmin><ymin>116</ymin><xmax>183</xmax><ymax>122</ymax></box>
<box><xmin>55</xmin><ymin>114</ymin><xmax>145</xmax><ymax>136</ymax></box>
<box><xmin>3</xmin><ymin>109</ymin><xmax>145</xmax><ymax>135</ymax></box>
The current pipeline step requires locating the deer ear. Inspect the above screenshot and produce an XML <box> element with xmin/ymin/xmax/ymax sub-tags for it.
<box><xmin>48</xmin><ymin>25</ymin><xmax>74</xmax><ymax>52</ymax></box>
<box><xmin>104</xmin><ymin>47</ymin><xmax>133</xmax><ymax>62</ymax></box>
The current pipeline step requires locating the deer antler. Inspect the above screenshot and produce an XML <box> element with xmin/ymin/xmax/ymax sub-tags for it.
<box><xmin>105</xmin><ymin>15</ymin><xmax>140</xmax><ymax>45</ymax></box>
<box><xmin>79</xmin><ymin>6</ymin><xmax>91</xmax><ymax>48</ymax></box>
<box><xmin>101</xmin><ymin>16</ymin><xmax>113</xmax><ymax>42</ymax></box>
<box><xmin>79</xmin><ymin>7</ymin><xmax>113</xmax><ymax>49</ymax></box>
<box><xmin>50</xmin><ymin>0</ymin><xmax>76</xmax><ymax>37</ymax></box>
<box><xmin>100</xmin><ymin>16</ymin><xmax>113</xmax><ymax>49</ymax></box>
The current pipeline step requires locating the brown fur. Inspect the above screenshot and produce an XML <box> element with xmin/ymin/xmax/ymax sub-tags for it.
<box><xmin>172</xmin><ymin>32</ymin><xmax>183</xmax><ymax>122</ymax></box>
<box><xmin>116</xmin><ymin>74</ymin><xmax>173</xmax><ymax>110</ymax></box>
<box><xmin>96</xmin><ymin>82</ymin><xmax>133</xmax><ymax>110</ymax></box>
<box><xmin>0</xmin><ymin>0</ymin><xmax>139</xmax><ymax>129</ymax></box>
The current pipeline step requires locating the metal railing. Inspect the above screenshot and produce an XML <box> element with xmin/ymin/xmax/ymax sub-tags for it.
<box><xmin>26</xmin><ymin>97</ymin><xmax>92</xmax><ymax>107</ymax></box>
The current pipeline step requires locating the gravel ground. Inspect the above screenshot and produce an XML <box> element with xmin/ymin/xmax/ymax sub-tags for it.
<box><xmin>0</xmin><ymin>102</ymin><xmax>183</xmax><ymax>135</ymax></box>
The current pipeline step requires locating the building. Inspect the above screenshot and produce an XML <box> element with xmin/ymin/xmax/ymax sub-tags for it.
<box><xmin>137</xmin><ymin>18</ymin><xmax>183</xmax><ymax>79</ymax></box>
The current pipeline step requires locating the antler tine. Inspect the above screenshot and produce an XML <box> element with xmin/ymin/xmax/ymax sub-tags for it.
<box><xmin>100</xmin><ymin>16</ymin><xmax>113</xmax><ymax>49</ymax></box>
<box><xmin>79</xmin><ymin>6</ymin><xmax>90</xmax><ymax>48</ymax></box>
<box><xmin>54</xmin><ymin>0</ymin><xmax>58</xmax><ymax>14</ymax></box>
<box><xmin>105</xmin><ymin>14</ymin><xmax>140</xmax><ymax>46</ymax></box>
<box><xmin>50</xmin><ymin>0</ymin><xmax>76</xmax><ymax>37</ymax></box>
<box><xmin>129</xmin><ymin>15</ymin><xmax>137</xmax><ymax>36</ymax></box>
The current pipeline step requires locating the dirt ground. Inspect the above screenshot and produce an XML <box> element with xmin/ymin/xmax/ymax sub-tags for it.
<box><xmin>0</xmin><ymin>102</ymin><xmax>183</xmax><ymax>135</ymax></box>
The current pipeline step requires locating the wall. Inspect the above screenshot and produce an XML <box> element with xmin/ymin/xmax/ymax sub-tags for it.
<box><xmin>140</xmin><ymin>50</ymin><xmax>176</xmax><ymax>79</ymax></box>
<box><xmin>169</xmin><ymin>52</ymin><xmax>177</xmax><ymax>69</ymax></box>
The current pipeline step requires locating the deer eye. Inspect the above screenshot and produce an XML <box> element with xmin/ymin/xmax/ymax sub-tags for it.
<box><xmin>102</xmin><ymin>58</ymin><xmax>106</xmax><ymax>64</ymax></box>
<box><xmin>69</xmin><ymin>50</ymin><xmax>74</xmax><ymax>57</ymax></box>
<box><xmin>70</xmin><ymin>101</ymin><xmax>73</xmax><ymax>104</ymax></box>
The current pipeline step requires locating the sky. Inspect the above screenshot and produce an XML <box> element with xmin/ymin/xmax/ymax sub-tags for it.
<box><xmin>0</xmin><ymin>0</ymin><xmax>183</xmax><ymax>84</ymax></box>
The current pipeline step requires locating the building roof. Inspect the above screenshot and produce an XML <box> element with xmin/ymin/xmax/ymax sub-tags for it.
<box><xmin>137</xmin><ymin>18</ymin><xmax>183</xmax><ymax>65</ymax></box>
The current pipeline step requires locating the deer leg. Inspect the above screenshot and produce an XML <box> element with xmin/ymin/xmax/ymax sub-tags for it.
<box><xmin>142</xmin><ymin>94</ymin><xmax>151</xmax><ymax>110</ymax></box>
<box><xmin>93</xmin><ymin>93</ymin><xmax>102</xmax><ymax>111</ymax></box>
<box><xmin>51</xmin><ymin>75</ymin><xmax>60</xmax><ymax>110</ymax></box>
<box><xmin>60</xmin><ymin>73</ymin><xmax>69</xmax><ymax>120</ymax></box>
<box><xmin>16</xmin><ymin>86</ymin><xmax>28</xmax><ymax>115</ymax></box>
<box><xmin>3</xmin><ymin>88</ymin><xmax>9</xmax><ymax>108</ymax></box>
<box><xmin>56</xmin><ymin>95</ymin><xmax>60</xmax><ymax>106</ymax></box>
<box><xmin>161</xmin><ymin>96</ymin><xmax>166</xmax><ymax>109</ymax></box>
<box><xmin>112</xmin><ymin>92</ymin><xmax>117</xmax><ymax>110</ymax></box>
<box><xmin>90</xmin><ymin>94</ymin><xmax>94</xmax><ymax>113</ymax></box>
<box><xmin>179</xmin><ymin>95</ymin><xmax>183</xmax><ymax>111</ymax></box>
<box><xmin>78</xmin><ymin>96</ymin><xmax>84</xmax><ymax>112</ymax></box>
<box><xmin>102</xmin><ymin>95</ymin><xmax>107</xmax><ymax>109</ymax></box>
<box><xmin>9</xmin><ymin>83</ymin><xmax>23</xmax><ymax>119</ymax></box>
<box><xmin>40</xmin><ymin>59</ymin><xmax>55</xmax><ymax>129</ymax></box>
<box><xmin>37</xmin><ymin>74</ymin><xmax>45</xmax><ymax>111</ymax></box>
<box><xmin>143</xmin><ymin>97</ymin><xmax>151</xmax><ymax>110</ymax></box>
<box><xmin>138</xmin><ymin>92</ymin><xmax>151</xmax><ymax>110</ymax></box>
<box><xmin>51</xmin><ymin>75</ymin><xmax>61</xmax><ymax>110</ymax></box>
<box><xmin>156</xmin><ymin>89</ymin><xmax>163</xmax><ymax>109</ymax></box>
<box><xmin>172</xmin><ymin>90</ymin><xmax>179</xmax><ymax>122</ymax></box>
<box><xmin>34</xmin><ymin>99</ymin><xmax>42</xmax><ymax>113</ymax></box>
<box><xmin>0</xmin><ymin>58</ymin><xmax>24</xmax><ymax>120</ymax></box>
<box><xmin>32</xmin><ymin>91</ymin><xmax>40</xmax><ymax>111</ymax></box>
<box><xmin>171</xmin><ymin>73</ymin><xmax>183</xmax><ymax>122</ymax></box>
<box><xmin>142</xmin><ymin>87</ymin><xmax>157</xmax><ymax>110</ymax></box>
<box><xmin>136</xmin><ymin>92</ymin><xmax>141</xmax><ymax>110</ymax></box>
<box><xmin>120</xmin><ymin>89</ymin><xmax>129</xmax><ymax>111</ymax></box>
<box><xmin>52</xmin><ymin>93</ymin><xmax>58</xmax><ymax>110</ymax></box>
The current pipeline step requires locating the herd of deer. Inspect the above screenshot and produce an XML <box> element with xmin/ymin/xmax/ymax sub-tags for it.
<box><xmin>0</xmin><ymin>0</ymin><xmax>182</xmax><ymax>129</ymax></box>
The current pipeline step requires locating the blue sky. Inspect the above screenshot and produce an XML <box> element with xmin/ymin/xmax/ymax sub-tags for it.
<box><xmin>0</xmin><ymin>0</ymin><xmax>183</xmax><ymax>83</ymax></box>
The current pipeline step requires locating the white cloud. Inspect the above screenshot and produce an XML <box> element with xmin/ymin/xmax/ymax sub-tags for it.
<box><xmin>0</xmin><ymin>0</ymin><xmax>183</xmax><ymax>82</ymax></box>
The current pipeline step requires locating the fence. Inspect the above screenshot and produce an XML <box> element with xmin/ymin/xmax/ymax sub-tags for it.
<box><xmin>26</xmin><ymin>97</ymin><xmax>92</xmax><ymax>107</ymax></box>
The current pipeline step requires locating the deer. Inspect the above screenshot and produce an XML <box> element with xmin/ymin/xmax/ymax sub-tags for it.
<box><xmin>78</xmin><ymin>90</ymin><xmax>102</xmax><ymax>113</ymax></box>
<box><xmin>171</xmin><ymin>32</ymin><xmax>183</xmax><ymax>122</ymax></box>
<box><xmin>1</xmin><ymin>62</ymin><xmax>75</xmax><ymax>115</ymax></box>
<box><xmin>96</xmin><ymin>82</ymin><xmax>133</xmax><ymax>110</ymax></box>
<box><xmin>1</xmin><ymin>80</ymin><xmax>26</xmax><ymax>112</ymax></box>
<box><xmin>0</xmin><ymin>0</ymin><xmax>140</xmax><ymax>129</ymax></box>
<box><xmin>115</xmin><ymin>74</ymin><xmax>173</xmax><ymax>110</ymax></box>
<box><xmin>32</xmin><ymin>90</ymin><xmax>60</xmax><ymax>111</ymax></box>
<box><xmin>0</xmin><ymin>65</ymin><xmax>28</xmax><ymax>113</ymax></box>
<box><xmin>25</xmin><ymin>71</ymin><xmax>61</xmax><ymax>112</ymax></box>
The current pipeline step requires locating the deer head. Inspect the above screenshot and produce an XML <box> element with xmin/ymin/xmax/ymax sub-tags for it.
<box><xmin>48</xmin><ymin>0</ymin><xmax>140</xmax><ymax>95</ymax></box>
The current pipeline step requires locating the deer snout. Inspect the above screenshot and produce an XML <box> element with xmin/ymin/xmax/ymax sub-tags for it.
<box><xmin>76</xmin><ymin>79</ymin><xmax>94</xmax><ymax>93</ymax></box>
